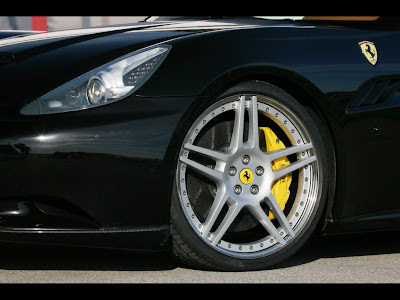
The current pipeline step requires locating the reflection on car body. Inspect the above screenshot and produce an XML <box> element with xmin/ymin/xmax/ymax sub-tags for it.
<box><xmin>0</xmin><ymin>16</ymin><xmax>398</xmax><ymax>271</ymax></box>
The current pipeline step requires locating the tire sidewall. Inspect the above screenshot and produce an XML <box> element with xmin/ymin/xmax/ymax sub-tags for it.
<box><xmin>170</xmin><ymin>80</ymin><xmax>329</xmax><ymax>271</ymax></box>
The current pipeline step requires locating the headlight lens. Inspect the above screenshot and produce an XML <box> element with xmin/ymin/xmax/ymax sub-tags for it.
<box><xmin>87</xmin><ymin>78</ymin><xmax>106</xmax><ymax>104</ymax></box>
<box><xmin>21</xmin><ymin>45</ymin><xmax>171</xmax><ymax>115</ymax></box>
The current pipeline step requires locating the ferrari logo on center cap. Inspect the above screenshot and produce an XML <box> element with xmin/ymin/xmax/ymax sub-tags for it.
<box><xmin>359</xmin><ymin>41</ymin><xmax>378</xmax><ymax>65</ymax></box>
<box><xmin>239</xmin><ymin>168</ymin><xmax>253</xmax><ymax>185</ymax></box>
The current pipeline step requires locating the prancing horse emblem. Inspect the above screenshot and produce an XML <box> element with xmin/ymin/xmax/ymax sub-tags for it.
<box><xmin>239</xmin><ymin>168</ymin><xmax>253</xmax><ymax>184</ymax></box>
<box><xmin>359</xmin><ymin>41</ymin><xmax>378</xmax><ymax>65</ymax></box>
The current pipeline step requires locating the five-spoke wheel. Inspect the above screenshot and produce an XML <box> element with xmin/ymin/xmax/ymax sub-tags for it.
<box><xmin>170</xmin><ymin>81</ymin><xmax>328</xmax><ymax>271</ymax></box>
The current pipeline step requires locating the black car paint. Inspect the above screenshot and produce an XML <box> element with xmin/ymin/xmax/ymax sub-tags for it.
<box><xmin>0</xmin><ymin>18</ymin><xmax>399</xmax><ymax>251</ymax></box>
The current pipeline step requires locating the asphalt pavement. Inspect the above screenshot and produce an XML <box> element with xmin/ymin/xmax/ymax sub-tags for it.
<box><xmin>1</xmin><ymin>230</ymin><xmax>400</xmax><ymax>283</ymax></box>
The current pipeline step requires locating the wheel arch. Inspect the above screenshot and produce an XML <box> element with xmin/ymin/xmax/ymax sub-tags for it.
<box><xmin>201</xmin><ymin>66</ymin><xmax>324</xmax><ymax>113</ymax></box>
<box><xmin>200</xmin><ymin>65</ymin><xmax>337</xmax><ymax>233</ymax></box>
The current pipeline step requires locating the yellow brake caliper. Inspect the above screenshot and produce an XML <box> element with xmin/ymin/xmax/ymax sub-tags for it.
<box><xmin>259</xmin><ymin>127</ymin><xmax>292</xmax><ymax>220</ymax></box>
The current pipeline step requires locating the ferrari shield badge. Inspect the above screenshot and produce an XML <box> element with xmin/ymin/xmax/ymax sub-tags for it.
<box><xmin>239</xmin><ymin>168</ymin><xmax>253</xmax><ymax>185</ymax></box>
<box><xmin>359</xmin><ymin>41</ymin><xmax>378</xmax><ymax>65</ymax></box>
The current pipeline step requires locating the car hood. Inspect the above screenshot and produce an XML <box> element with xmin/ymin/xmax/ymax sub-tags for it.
<box><xmin>0</xmin><ymin>20</ymin><xmax>256</xmax><ymax>58</ymax></box>
<box><xmin>0</xmin><ymin>20</ymin><xmax>259</xmax><ymax>113</ymax></box>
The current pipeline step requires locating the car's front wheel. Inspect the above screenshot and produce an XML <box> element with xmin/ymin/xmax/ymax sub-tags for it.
<box><xmin>170</xmin><ymin>81</ymin><xmax>328</xmax><ymax>271</ymax></box>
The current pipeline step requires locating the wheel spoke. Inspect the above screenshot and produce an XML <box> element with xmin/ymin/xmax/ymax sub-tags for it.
<box><xmin>183</xmin><ymin>143</ymin><xmax>229</xmax><ymax>163</ymax></box>
<box><xmin>201</xmin><ymin>187</ymin><xmax>229</xmax><ymax>239</ymax></box>
<box><xmin>247</xmin><ymin>95</ymin><xmax>259</xmax><ymax>149</ymax></box>
<box><xmin>248</xmin><ymin>204</ymin><xmax>286</xmax><ymax>245</ymax></box>
<box><xmin>264</xmin><ymin>192</ymin><xmax>295</xmax><ymax>237</ymax></box>
<box><xmin>229</xmin><ymin>96</ymin><xmax>246</xmax><ymax>150</ymax></box>
<box><xmin>272</xmin><ymin>155</ymin><xmax>316</xmax><ymax>180</ymax></box>
<box><xmin>265</xmin><ymin>143</ymin><xmax>313</xmax><ymax>161</ymax></box>
<box><xmin>210</xmin><ymin>201</ymin><xmax>242</xmax><ymax>246</ymax></box>
<box><xmin>180</xmin><ymin>156</ymin><xmax>224</xmax><ymax>183</ymax></box>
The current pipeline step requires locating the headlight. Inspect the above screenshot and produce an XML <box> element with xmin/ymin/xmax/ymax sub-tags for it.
<box><xmin>20</xmin><ymin>45</ymin><xmax>171</xmax><ymax>115</ymax></box>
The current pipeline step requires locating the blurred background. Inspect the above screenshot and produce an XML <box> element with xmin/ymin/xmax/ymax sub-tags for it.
<box><xmin>0</xmin><ymin>16</ymin><xmax>147</xmax><ymax>31</ymax></box>
<box><xmin>0</xmin><ymin>16</ymin><xmax>385</xmax><ymax>32</ymax></box>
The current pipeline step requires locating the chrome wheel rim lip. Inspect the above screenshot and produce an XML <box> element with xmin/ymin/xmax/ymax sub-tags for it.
<box><xmin>177</xmin><ymin>94</ymin><xmax>319</xmax><ymax>259</ymax></box>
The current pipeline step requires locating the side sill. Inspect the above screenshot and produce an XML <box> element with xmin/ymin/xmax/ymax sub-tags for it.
<box><xmin>0</xmin><ymin>225</ymin><xmax>169</xmax><ymax>253</ymax></box>
<box><xmin>324</xmin><ymin>211</ymin><xmax>400</xmax><ymax>235</ymax></box>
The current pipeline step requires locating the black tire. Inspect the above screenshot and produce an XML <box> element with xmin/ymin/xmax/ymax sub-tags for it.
<box><xmin>170</xmin><ymin>80</ymin><xmax>329</xmax><ymax>271</ymax></box>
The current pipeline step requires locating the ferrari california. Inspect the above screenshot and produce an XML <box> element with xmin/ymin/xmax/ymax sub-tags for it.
<box><xmin>0</xmin><ymin>16</ymin><xmax>398</xmax><ymax>271</ymax></box>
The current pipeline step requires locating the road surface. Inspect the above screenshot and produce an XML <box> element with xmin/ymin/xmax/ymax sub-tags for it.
<box><xmin>0</xmin><ymin>230</ymin><xmax>399</xmax><ymax>283</ymax></box>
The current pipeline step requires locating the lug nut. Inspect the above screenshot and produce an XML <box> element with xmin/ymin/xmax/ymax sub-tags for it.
<box><xmin>242</xmin><ymin>155</ymin><xmax>250</xmax><ymax>165</ymax></box>
<box><xmin>250</xmin><ymin>185</ymin><xmax>259</xmax><ymax>195</ymax></box>
<box><xmin>229</xmin><ymin>166</ymin><xmax>237</xmax><ymax>176</ymax></box>
<box><xmin>255</xmin><ymin>166</ymin><xmax>264</xmax><ymax>176</ymax></box>
<box><xmin>234</xmin><ymin>185</ymin><xmax>242</xmax><ymax>195</ymax></box>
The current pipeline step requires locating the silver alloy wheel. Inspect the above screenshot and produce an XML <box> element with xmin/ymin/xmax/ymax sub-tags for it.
<box><xmin>176</xmin><ymin>94</ymin><xmax>320</xmax><ymax>259</ymax></box>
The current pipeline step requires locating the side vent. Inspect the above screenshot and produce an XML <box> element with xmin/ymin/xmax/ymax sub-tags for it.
<box><xmin>347</xmin><ymin>78</ymin><xmax>400</xmax><ymax>113</ymax></box>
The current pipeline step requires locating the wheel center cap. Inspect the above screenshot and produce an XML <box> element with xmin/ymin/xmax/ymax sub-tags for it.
<box><xmin>239</xmin><ymin>168</ymin><xmax>253</xmax><ymax>185</ymax></box>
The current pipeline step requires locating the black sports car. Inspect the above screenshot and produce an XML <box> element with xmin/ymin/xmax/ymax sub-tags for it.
<box><xmin>0</xmin><ymin>16</ymin><xmax>399</xmax><ymax>271</ymax></box>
